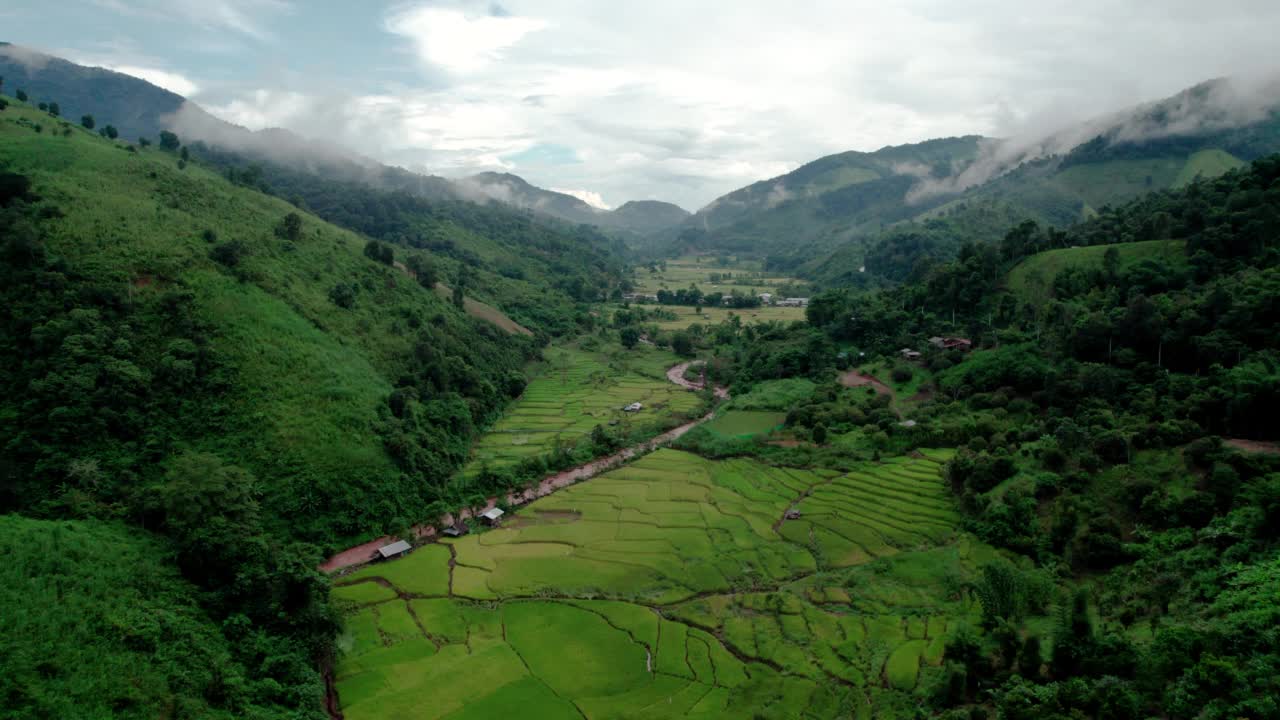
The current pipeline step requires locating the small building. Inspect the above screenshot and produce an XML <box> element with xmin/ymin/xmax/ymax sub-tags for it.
<box><xmin>784</xmin><ymin>508</ymin><xmax>802</xmax><ymax>520</ymax></box>
<box><xmin>930</xmin><ymin>336</ymin><xmax>973</xmax><ymax>351</ymax></box>
<box><xmin>900</xmin><ymin>348</ymin><xmax>922</xmax><ymax>360</ymax></box>
<box><xmin>758</xmin><ymin>292</ymin><xmax>774</xmax><ymax>304</ymax></box>
<box><xmin>377</xmin><ymin>539</ymin><xmax>412</xmax><ymax>560</ymax></box>
<box><xmin>623</xmin><ymin>402</ymin><xmax>643</xmax><ymax>413</ymax></box>
<box><xmin>777</xmin><ymin>297</ymin><xmax>810</xmax><ymax>307</ymax></box>
<box><xmin>899</xmin><ymin>419</ymin><xmax>918</xmax><ymax>428</ymax></box>
<box><xmin>479</xmin><ymin>507</ymin><xmax>505</xmax><ymax>526</ymax></box>
<box><xmin>442</xmin><ymin>523</ymin><xmax>468</xmax><ymax>538</ymax></box>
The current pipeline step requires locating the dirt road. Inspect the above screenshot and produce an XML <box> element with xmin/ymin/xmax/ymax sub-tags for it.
<box><xmin>320</xmin><ymin>362</ymin><xmax>727</xmax><ymax>573</ymax></box>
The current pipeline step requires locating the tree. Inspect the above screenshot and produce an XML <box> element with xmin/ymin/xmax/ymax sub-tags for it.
<box><xmin>620</xmin><ymin>326</ymin><xmax>640</xmax><ymax>349</ymax></box>
<box><xmin>47</xmin><ymin>102</ymin><xmax>59</xmax><ymax>117</ymax></box>
<box><xmin>813</xmin><ymin>423</ymin><xmax>828</xmax><ymax>444</ymax></box>
<box><xmin>99</xmin><ymin>125</ymin><xmax>118</xmax><ymax>140</ymax></box>
<box><xmin>15</xmin><ymin>89</ymin><xmax>27</xmax><ymax>102</ymax></box>
<box><xmin>672</xmin><ymin>331</ymin><xmax>695</xmax><ymax>357</ymax></box>
<box><xmin>180</xmin><ymin>146</ymin><xmax>190</xmax><ymax>162</ymax></box>
<box><xmin>329</xmin><ymin>283</ymin><xmax>357</xmax><ymax>308</ymax></box>
<box><xmin>159</xmin><ymin>130</ymin><xmax>180</xmax><ymax>151</ymax></box>
<box><xmin>150</xmin><ymin>452</ymin><xmax>264</xmax><ymax>585</ymax></box>
<box><xmin>406</xmin><ymin>255</ymin><xmax>439</xmax><ymax>289</ymax></box>
<box><xmin>277</xmin><ymin>212</ymin><xmax>303</xmax><ymax>241</ymax></box>
<box><xmin>138</xmin><ymin>137</ymin><xmax>151</xmax><ymax>148</ymax></box>
<box><xmin>80</xmin><ymin>114</ymin><xmax>95</xmax><ymax>130</ymax></box>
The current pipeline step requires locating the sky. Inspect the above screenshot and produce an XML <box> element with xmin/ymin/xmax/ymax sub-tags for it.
<box><xmin>4</xmin><ymin>0</ymin><xmax>1280</xmax><ymax>210</ymax></box>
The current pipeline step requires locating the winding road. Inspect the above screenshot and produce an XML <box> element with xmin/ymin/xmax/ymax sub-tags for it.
<box><xmin>320</xmin><ymin>361</ymin><xmax>725</xmax><ymax>573</ymax></box>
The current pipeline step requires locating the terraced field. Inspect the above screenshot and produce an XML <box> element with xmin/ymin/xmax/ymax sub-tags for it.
<box><xmin>334</xmin><ymin>448</ymin><xmax>981</xmax><ymax>719</ymax></box>
<box><xmin>463</xmin><ymin>345</ymin><xmax>704</xmax><ymax>475</ymax></box>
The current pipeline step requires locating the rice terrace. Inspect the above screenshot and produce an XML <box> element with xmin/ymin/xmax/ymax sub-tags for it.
<box><xmin>330</xmin><ymin>421</ymin><xmax>990</xmax><ymax>718</ymax></box>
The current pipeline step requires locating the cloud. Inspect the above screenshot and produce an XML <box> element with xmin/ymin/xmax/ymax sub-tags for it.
<box><xmin>551</xmin><ymin>188</ymin><xmax>610</xmax><ymax>209</ymax></box>
<box><xmin>108</xmin><ymin>65</ymin><xmax>201</xmax><ymax>96</ymax></box>
<box><xmin>89</xmin><ymin>0</ymin><xmax>291</xmax><ymax>41</ymax></box>
<box><xmin>109</xmin><ymin>0</ymin><xmax>1280</xmax><ymax>208</ymax></box>
<box><xmin>385</xmin><ymin>4</ymin><xmax>547</xmax><ymax>74</ymax></box>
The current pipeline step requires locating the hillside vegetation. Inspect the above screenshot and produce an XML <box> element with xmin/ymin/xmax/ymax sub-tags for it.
<box><xmin>0</xmin><ymin>93</ymin><xmax>628</xmax><ymax>719</ymax></box>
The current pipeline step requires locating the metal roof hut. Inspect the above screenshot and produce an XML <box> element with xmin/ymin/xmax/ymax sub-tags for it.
<box><xmin>442</xmin><ymin>523</ymin><xmax>469</xmax><ymax>538</ymax></box>
<box><xmin>377</xmin><ymin>539</ymin><xmax>412</xmax><ymax>560</ymax></box>
<box><xmin>479</xmin><ymin>507</ymin><xmax>505</xmax><ymax>526</ymax></box>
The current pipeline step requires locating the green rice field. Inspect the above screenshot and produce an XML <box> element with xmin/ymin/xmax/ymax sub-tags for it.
<box><xmin>704</xmin><ymin>410</ymin><xmax>787</xmax><ymax>437</ymax></box>
<box><xmin>463</xmin><ymin>344</ymin><xmax>703</xmax><ymax>475</ymax></box>
<box><xmin>632</xmin><ymin>255</ymin><xmax>799</xmax><ymax>297</ymax></box>
<box><xmin>334</xmin><ymin>447</ymin><xmax>990</xmax><ymax>719</ymax></box>
<box><xmin>647</xmin><ymin>304</ymin><xmax>808</xmax><ymax>330</ymax></box>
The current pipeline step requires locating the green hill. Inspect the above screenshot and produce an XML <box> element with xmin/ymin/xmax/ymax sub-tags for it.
<box><xmin>1007</xmin><ymin>239</ymin><xmax>1187</xmax><ymax>303</ymax></box>
<box><xmin>0</xmin><ymin>98</ymin><xmax>579</xmax><ymax>543</ymax></box>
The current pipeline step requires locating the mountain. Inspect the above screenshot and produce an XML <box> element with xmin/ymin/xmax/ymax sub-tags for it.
<box><xmin>1</xmin><ymin>44</ymin><xmax>686</xmax><ymax>235</ymax></box>
<box><xmin>462</xmin><ymin>171</ymin><xmax>606</xmax><ymax>224</ymax></box>
<box><xmin>669</xmin><ymin>135</ymin><xmax>987</xmax><ymax>256</ymax></box>
<box><xmin>0</xmin><ymin>41</ymin><xmax>198</xmax><ymax>141</ymax></box>
<box><xmin>609</xmin><ymin>199</ymin><xmax>691</xmax><ymax>234</ymax></box>
<box><xmin>683</xmin><ymin>77</ymin><xmax>1280</xmax><ymax>284</ymax></box>
<box><xmin>463</xmin><ymin>171</ymin><xmax>690</xmax><ymax>234</ymax></box>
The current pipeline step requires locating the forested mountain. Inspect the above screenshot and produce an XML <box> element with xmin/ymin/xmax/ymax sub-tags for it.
<box><xmin>0</xmin><ymin>42</ymin><xmax>201</xmax><ymax>141</ymax></box>
<box><xmin>667</xmin><ymin>135</ymin><xmax>985</xmax><ymax>256</ymax></box>
<box><xmin>463</xmin><ymin>171</ymin><xmax>690</xmax><ymax>234</ymax></box>
<box><xmin>676</xmin><ymin>78</ymin><xmax>1280</xmax><ymax>287</ymax></box>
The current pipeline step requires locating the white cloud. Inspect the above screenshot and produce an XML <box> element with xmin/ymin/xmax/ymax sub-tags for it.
<box><xmin>385</xmin><ymin>5</ymin><xmax>547</xmax><ymax>74</ymax></box>
<box><xmin>109</xmin><ymin>65</ymin><xmax>201</xmax><ymax>96</ymax></box>
<box><xmin>552</xmin><ymin>188</ymin><xmax>610</xmax><ymax>209</ymax></box>
<box><xmin>89</xmin><ymin>0</ymin><xmax>291</xmax><ymax>41</ymax></box>
<box><xmin>185</xmin><ymin>0</ymin><xmax>1280</xmax><ymax>208</ymax></box>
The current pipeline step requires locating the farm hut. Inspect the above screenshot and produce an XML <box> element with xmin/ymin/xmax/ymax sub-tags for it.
<box><xmin>623</xmin><ymin>402</ymin><xmax>643</xmax><ymax>412</ymax></box>
<box><xmin>928</xmin><ymin>336</ymin><xmax>945</xmax><ymax>348</ymax></box>
<box><xmin>784</xmin><ymin>508</ymin><xmax>802</xmax><ymax>520</ymax></box>
<box><xmin>479</xmin><ymin>507</ymin><xmax>505</xmax><ymax>526</ymax></box>
<box><xmin>377</xmin><ymin>539</ymin><xmax>412</xmax><ymax>560</ymax></box>
<box><xmin>899</xmin><ymin>348</ymin><xmax>922</xmax><ymax>360</ymax></box>
<box><xmin>442</xmin><ymin>524</ymin><xmax>468</xmax><ymax>538</ymax></box>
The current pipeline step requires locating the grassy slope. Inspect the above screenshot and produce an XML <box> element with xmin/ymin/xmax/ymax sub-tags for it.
<box><xmin>0</xmin><ymin>102</ymin><xmax>524</xmax><ymax>541</ymax></box>
<box><xmin>1174</xmin><ymin>148</ymin><xmax>1246</xmax><ymax>187</ymax></box>
<box><xmin>1005</xmin><ymin>239</ymin><xmax>1187</xmax><ymax>302</ymax></box>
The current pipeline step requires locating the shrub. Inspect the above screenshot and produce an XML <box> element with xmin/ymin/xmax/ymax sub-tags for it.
<box><xmin>329</xmin><ymin>283</ymin><xmax>357</xmax><ymax>309</ymax></box>
<box><xmin>891</xmin><ymin>365</ymin><xmax>914</xmax><ymax>383</ymax></box>
<box><xmin>209</xmin><ymin>240</ymin><xmax>247</xmax><ymax>268</ymax></box>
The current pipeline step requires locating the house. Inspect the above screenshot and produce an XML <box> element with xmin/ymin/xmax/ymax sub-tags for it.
<box><xmin>758</xmin><ymin>292</ymin><xmax>774</xmax><ymax>304</ymax></box>
<box><xmin>929</xmin><ymin>336</ymin><xmax>973</xmax><ymax>351</ymax></box>
<box><xmin>900</xmin><ymin>348</ymin><xmax>922</xmax><ymax>360</ymax></box>
<box><xmin>442</xmin><ymin>523</ymin><xmax>468</xmax><ymax>538</ymax></box>
<box><xmin>479</xmin><ymin>507</ymin><xmax>505</xmax><ymax>526</ymax></box>
<box><xmin>776</xmin><ymin>297</ymin><xmax>810</xmax><ymax>307</ymax></box>
<box><xmin>623</xmin><ymin>402</ymin><xmax>643</xmax><ymax>412</ymax></box>
<box><xmin>622</xmin><ymin>293</ymin><xmax>658</xmax><ymax>303</ymax></box>
<box><xmin>376</xmin><ymin>539</ymin><xmax>412</xmax><ymax>560</ymax></box>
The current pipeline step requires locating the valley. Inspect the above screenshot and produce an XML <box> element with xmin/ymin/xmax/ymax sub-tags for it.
<box><xmin>2</xmin><ymin>32</ymin><xmax>1280</xmax><ymax>720</ymax></box>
